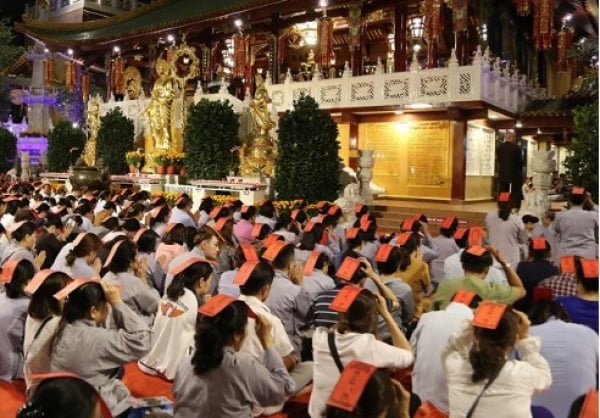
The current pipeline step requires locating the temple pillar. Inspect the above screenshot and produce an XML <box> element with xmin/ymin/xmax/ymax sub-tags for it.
<box><xmin>394</xmin><ymin>3</ymin><xmax>408</xmax><ymax>72</ymax></box>
<box><xmin>427</xmin><ymin>38</ymin><xmax>439</xmax><ymax>68</ymax></box>
<box><xmin>448</xmin><ymin>107</ymin><xmax>466</xmax><ymax>202</ymax></box>
<box><xmin>348</xmin><ymin>6</ymin><xmax>363</xmax><ymax>76</ymax></box>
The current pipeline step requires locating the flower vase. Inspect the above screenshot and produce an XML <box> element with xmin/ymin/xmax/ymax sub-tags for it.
<box><xmin>156</xmin><ymin>165</ymin><xmax>166</xmax><ymax>175</ymax></box>
<box><xmin>129</xmin><ymin>165</ymin><xmax>136</xmax><ymax>173</ymax></box>
<box><xmin>179</xmin><ymin>167</ymin><xmax>186</xmax><ymax>177</ymax></box>
<box><xmin>166</xmin><ymin>165</ymin><xmax>176</xmax><ymax>175</ymax></box>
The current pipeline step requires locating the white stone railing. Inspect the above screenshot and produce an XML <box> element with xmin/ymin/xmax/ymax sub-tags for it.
<box><xmin>266</xmin><ymin>49</ymin><xmax>530</xmax><ymax>115</ymax></box>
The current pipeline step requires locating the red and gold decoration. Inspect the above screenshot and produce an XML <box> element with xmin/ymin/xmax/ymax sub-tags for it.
<box><xmin>447</xmin><ymin>0</ymin><xmax>468</xmax><ymax>32</ymax></box>
<box><xmin>65</xmin><ymin>60</ymin><xmax>77</xmax><ymax>93</ymax></box>
<box><xmin>515</xmin><ymin>0</ymin><xmax>531</xmax><ymax>16</ymax></box>
<box><xmin>111</xmin><ymin>56</ymin><xmax>125</xmax><ymax>94</ymax></box>
<box><xmin>533</xmin><ymin>0</ymin><xmax>554</xmax><ymax>50</ymax></box>
<box><xmin>348</xmin><ymin>7</ymin><xmax>362</xmax><ymax>50</ymax></box>
<box><xmin>81</xmin><ymin>72</ymin><xmax>90</xmax><ymax>102</ymax></box>
<box><xmin>556</xmin><ymin>27</ymin><xmax>575</xmax><ymax>72</ymax></box>
<box><xmin>318</xmin><ymin>17</ymin><xmax>334</xmax><ymax>68</ymax></box>
<box><xmin>422</xmin><ymin>0</ymin><xmax>443</xmax><ymax>42</ymax></box>
<box><xmin>233</xmin><ymin>34</ymin><xmax>248</xmax><ymax>78</ymax></box>
<box><xmin>43</xmin><ymin>58</ymin><xmax>55</xmax><ymax>88</ymax></box>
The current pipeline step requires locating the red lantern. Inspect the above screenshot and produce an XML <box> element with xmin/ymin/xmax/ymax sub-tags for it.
<box><xmin>65</xmin><ymin>60</ymin><xmax>76</xmax><ymax>93</ymax></box>
<box><xmin>556</xmin><ymin>27</ymin><xmax>574</xmax><ymax>72</ymax></box>
<box><xmin>515</xmin><ymin>0</ymin><xmax>531</xmax><ymax>16</ymax></box>
<box><xmin>318</xmin><ymin>17</ymin><xmax>333</xmax><ymax>68</ymax></box>
<box><xmin>233</xmin><ymin>34</ymin><xmax>247</xmax><ymax>78</ymax></box>
<box><xmin>81</xmin><ymin>73</ymin><xmax>90</xmax><ymax>102</ymax></box>
<box><xmin>533</xmin><ymin>0</ymin><xmax>554</xmax><ymax>50</ymax></box>
<box><xmin>422</xmin><ymin>0</ymin><xmax>443</xmax><ymax>42</ymax></box>
<box><xmin>112</xmin><ymin>57</ymin><xmax>124</xmax><ymax>94</ymax></box>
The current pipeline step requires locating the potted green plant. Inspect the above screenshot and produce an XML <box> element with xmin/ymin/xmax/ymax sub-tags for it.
<box><xmin>96</xmin><ymin>108</ymin><xmax>134</xmax><ymax>175</ymax></box>
<box><xmin>0</xmin><ymin>127</ymin><xmax>17</xmax><ymax>174</ymax></box>
<box><xmin>152</xmin><ymin>150</ymin><xmax>168</xmax><ymax>175</ymax></box>
<box><xmin>47</xmin><ymin>119</ymin><xmax>86</xmax><ymax>172</ymax></box>
<box><xmin>183</xmin><ymin>98</ymin><xmax>240</xmax><ymax>179</ymax></box>
<box><xmin>275</xmin><ymin>94</ymin><xmax>341</xmax><ymax>201</ymax></box>
<box><xmin>125</xmin><ymin>151</ymin><xmax>142</xmax><ymax>173</ymax></box>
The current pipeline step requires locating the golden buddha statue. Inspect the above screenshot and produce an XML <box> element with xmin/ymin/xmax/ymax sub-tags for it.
<box><xmin>142</xmin><ymin>58</ymin><xmax>178</xmax><ymax>153</ymax></box>
<box><xmin>83</xmin><ymin>95</ymin><xmax>101</xmax><ymax>166</ymax></box>
<box><xmin>240</xmin><ymin>74</ymin><xmax>277</xmax><ymax>178</ymax></box>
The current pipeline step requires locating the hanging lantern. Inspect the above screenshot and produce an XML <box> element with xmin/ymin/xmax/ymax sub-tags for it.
<box><xmin>448</xmin><ymin>0</ymin><xmax>468</xmax><ymax>32</ymax></box>
<box><xmin>318</xmin><ymin>17</ymin><xmax>333</xmax><ymax>68</ymax></box>
<box><xmin>81</xmin><ymin>73</ymin><xmax>90</xmax><ymax>102</ymax></box>
<box><xmin>112</xmin><ymin>57</ymin><xmax>124</xmax><ymax>94</ymax></box>
<box><xmin>46</xmin><ymin>58</ymin><xmax>55</xmax><ymax>88</ymax></box>
<box><xmin>65</xmin><ymin>60</ymin><xmax>76</xmax><ymax>93</ymax></box>
<box><xmin>348</xmin><ymin>7</ymin><xmax>362</xmax><ymax>50</ymax></box>
<box><xmin>556</xmin><ymin>27</ymin><xmax>574</xmax><ymax>72</ymax></box>
<box><xmin>422</xmin><ymin>0</ymin><xmax>443</xmax><ymax>42</ymax></box>
<box><xmin>533</xmin><ymin>0</ymin><xmax>554</xmax><ymax>50</ymax></box>
<box><xmin>233</xmin><ymin>34</ymin><xmax>247</xmax><ymax>78</ymax></box>
<box><xmin>515</xmin><ymin>0</ymin><xmax>531</xmax><ymax>16</ymax></box>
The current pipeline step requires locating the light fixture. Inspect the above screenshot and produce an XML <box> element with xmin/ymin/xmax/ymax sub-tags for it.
<box><xmin>479</xmin><ymin>24</ymin><xmax>488</xmax><ymax>42</ymax></box>
<box><xmin>537</xmin><ymin>128</ymin><xmax>542</xmax><ymax>134</ymax></box>
<box><xmin>67</xmin><ymin>48</ymin><xmax>74</xmax><ymax>56</ymax></box>
<box><xmin>413</xmin><ymin>44</ymin><xmax>422</xmax><ymax>52</ymax></box>
<box><xmin>319</xmin><ymin>0</ymin><xmax>328</xmax><ymax>7</ymax></box>
<box><xmin>44</xmin><ymin>48</ymin><xmax>49</xmax><ymax>53</ymax></box>
<box><xmin>72</xmin><ymin>122</ymin><xmax>79</xmax><ymax>128</ymax></box>
<box><xmin>405</xmin><ymin>102</ymin><xmax>433</xmax><ymax>110</ymax></box>
<box><xmin>166</xmin><ymin>34</ymin><xmax>175</xmax><ymax>43</ymax></box>
<box><xmin>234</xmin><ymin>18</ymin><xmax>243</xmax><ymax>28</ymax></box>
<box><xmin>408</xmin><ymin>16</ymin><xmax>424</xmax><ymax>40</ymax></box>
<box><xmin>515</xmin><ymin>120</ymin><xmax>523</xmax><ymax>128</ymax></box>
<box><xmin>394</xmin><ymin>110</ymin><xmax>404</xmax><ymax>115</ymax></box>
<box><xmin>113</xmin><ymin>45</ymin><xmax>120</xmax><ymax>54</ymax></box>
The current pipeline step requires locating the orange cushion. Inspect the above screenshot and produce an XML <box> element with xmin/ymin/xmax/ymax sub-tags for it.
<box><xmin>122</xmin><ymin>362</ymin><xmax>174</xmax><ymax>401</ymax></box>
<box><xmin>0</xmin><ymin>379</ymin><xmax>27</xmax><ymax>417</ymax></box>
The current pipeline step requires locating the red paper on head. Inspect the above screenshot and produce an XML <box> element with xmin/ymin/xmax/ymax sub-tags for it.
<box><xmin>579</xmin><ymin>389</ymin><xmax>598</xmax><ymax>418</ymax></box>
<box><xmin>396</xmin><ymin>232</ymin><xmax>412</xmax><ymax>246</ymax></box>
<box><xmin>209</xmin><ymin>206</ymin><xmax>222</xmax><ymax>220</ymax></box>
<box><xmin>316</xmin><ymin>214</ymin><xmax>326</xmax><ymax>224</ymax></box>
<box><xmin>571</xmin><ymin>186</ymin><xmax>585</xmax><ymax>196</ymax></box>
<box><xmin>560</xmin><ymin>256</ymin><xmax>576</xmax><ymax>274</ymax></box>
<box><xmin>498</xmin><ymin>192</ymin><xmax>511</xmax><ymax>202</ymax></box>
<box><xmin>354</xmin><ymin>203</ymin><xmax>366</xmax><ymax>213</ymax></box>
<box><xmin>466</xmin><ymin>245</ymin><xmax>487</xmax><ymax>256</ymax></box>
<box><xmin>471</xmin><ymin>301</ymin><xmax>508</xmax><ymax>329</ymax></box>
<box><xmin>149</xmin><ymin>207</ymin><xmax>162</xmax><ymax>219</ymax></box>
<box><xmin>452</xmin><ymin>290</ymin><xmax>477</xmax><ymax>306</ymax></box>
<box><xmin>262</xmin><ymin>233</ymin><xmax>282</xmax><ymax>248</ymax></box>
<box><xmin>151</xmin><ymin>196</ymin><xmax>162</xmax><ymax>205</ymax></box>
<box><xmin>240</xmin><ymin>205</ymin><xmax>251</xmax><ymax>214</ymax></box>
<box><xmin>0</xmin><ymin>259</ymin><xmax>20</xmax><ymax>284</ymax></box>
<box><xmin>345</xmin><ymin>227</ymin><xmax>360</xmax><ymax>239</ymax></box>
<box><xmin>241</xmin><ymin>244</ymin><xmax>259</xmax><ymax>262</ymax></box>
<box><xmin>316</xmin><ymin>201</ymin><xmax>327</xmax><ymax>209</ymax></box>
<box><xmin>24</xmin><ymin>269</ymin><xmax>59</xmax><ymax>295</ymax></box>
<box><xmin>198</xmin><ymin>294</ymin><xmax>237</xmax><ymax>317</ymax></box>
<box><xmin>453</xmin><ymin>228</ymin><xmax>468</xmax><ymax>239</ymax></box>
<box><xmin>163</xmin><ymin>223</ymin><xmax>178</xmax><ymax>235</ymax></box>
<box><xmin>375</xmin><ymin>244</ymin><xmax>394</xmax><ymax>263</ymax></box>
<box><xmin>336</xmin><ymin>257</ymin><xmax>361</xmax><ymax>281</ymax></box>
<box><xmin>53</xmin><ymin>278</ymin><xmax>101</xmax><ymax>300</ymax></box>
<box><xmin>214</xmin><ymin>217</ymin><xmax>228</xmax><ymax>232</ymax></box>
<box><xmin>579</xmin><ymin>259</ymin><xmax>598</xmax><ymax>280</ymax></box>
<box><xmin>326</xmin><ymin>360</ymin><xmax>378</xmax><ymax>412</ymax></box>
<box><xmin>327</xmin><ymin>205</ymin><xmax>340</xmax><ymax>216</ymax></box>
<box><xmin>251</xmin><ymin>223</ymin><xmax>265</xmax><ymax>238</ymax></box>
<box><xmin>174</xmin><ymin>195</ymin><xmax>185</xmax><ymax>206</ymax></box>
<box><xmin>531</xmin><ymin>237</ymin><xmax>547</xmax><ymax>250</ymax></box>
<box><xmin>233</xmin><ymin>260</ymin><xmax>260</xmax><ymax>285</ymax></box>
<box><xmin>291</xmin><ymin>209</ymin><xmax>300</xmax><ymax>221</ymax></box>
<box><xmin>169</xmin><ymin>256</ymin><xmax>207</xmax><ymax>277</ymax></box>
<box><xmin>359</xmin><ymin>221</ymin><xmax>372</xmax><ymax>232</ymax></box>
<box><xmin>262</xmin><ymin>240</ymin><xmax>287</xmax><ymax>262</ymax></box>
<box><xmin>441</xmin><ymin>216</ymin><xmax>455</xmax><ymax>229</ymax></box>
<box><xmin>468</xmin><ymin>227</ymin><xmax>484</xmax><ymax>247</ymax></box>
<box><xmin>304</xmin><ymin>221</ymin><xmax>316</xmax><ymax>232</ymax></box>
<box><xmin>303</xmin><ymin>250</ymin><xmax>321</xmax><ymax>276</ymax></box>
<box><xmin>532</xmin><ymin>287</ymin><xmax>553</xmax><ymax>302</ymax></box>
<box><xmin>401</xmin><ymin>219</ymin><xmax>414</xmax><ymax>231</ymax></box>
<box><xmin>360</xmin><ymin>214</ymin><xmax>370</xmax><ymax>227</ymax></box>
<box><xmin>103</xmin><ymin>240</ymin><xmax>125</xmax><ymax>268</ymax></box>
<box><xmin>329</xmin><ymin>285</ymin><xmax>363</xmax><ymax>312</ymax></box>
<box><xmin>132</xmin><ymin>228</ymin><xmax>146</xmax><ymax>243</ymax></box>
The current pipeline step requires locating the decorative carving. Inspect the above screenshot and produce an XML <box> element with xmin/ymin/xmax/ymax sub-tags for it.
<box><xmin>458</xmin><ymin>72</ymin><xmax>472</xmax><ymax>95</ymax></box>
<box><xmin>350</xmin><ymin>82</ymin><xmax>374</xmax><ymax>101</ymax></box>
<box><xmin>384</xmin><ymin>79</ymin><xmax>410</xmax><ymax>99</ymax></box>
<box><xmin>320</xmin><ymin>85</ymin><xmax>342</xmax><ymax>103</ymax></box>
<box><xmin>419</xmin><ymin>75</ymin><xmax>448</xmax><ymax>97</ymax></box>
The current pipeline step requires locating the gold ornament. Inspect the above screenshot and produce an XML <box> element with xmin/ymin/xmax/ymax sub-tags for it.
<box><xmin>83</xmin><ymin>95</ymin><xmax>101</xmax><ymax>166</ymax></box>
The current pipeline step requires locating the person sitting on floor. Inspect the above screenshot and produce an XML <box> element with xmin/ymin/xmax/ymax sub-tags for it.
<box><xmin>555</xmin><ymin>257</ymin><xmax>598</xmax><ymax>333</ymax></box>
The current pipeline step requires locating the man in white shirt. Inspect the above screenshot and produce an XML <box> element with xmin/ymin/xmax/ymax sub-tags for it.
<box><xmin>410</xmin><ymin>292</ymin><xmax>479</xmax><ymax>413</ymax></box>
<box><xmin>237</xmin><ymin>261</ymin><xmax>312</xmax><ymax>414</ymax></box>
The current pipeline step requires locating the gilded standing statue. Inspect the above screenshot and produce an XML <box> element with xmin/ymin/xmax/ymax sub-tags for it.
<box><xmin>240</xmin><ymin>74</ymin><xmax>277</xmax><ymax>177</ymax></box>
<box><xmin>83</xmin><ymin>95</ymin><xmax>101</xmax><ymax>166</ymax></box>
<box><xmin>142</xmin><ymin>58</ymin><xmax>178</xmax><ymax>153</ymax></box>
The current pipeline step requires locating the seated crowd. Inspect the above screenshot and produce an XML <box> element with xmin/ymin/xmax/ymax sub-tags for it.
<box><xmin>0</xmin><ymin>181</ymin><xmax>597</xmax><ymax>418</ymax></box>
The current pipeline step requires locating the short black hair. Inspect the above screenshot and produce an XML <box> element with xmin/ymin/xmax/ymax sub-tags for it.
<box><xmin>460</xmin><ymin>248</ymin><xmax>493</xmax><ymax>274</ymax></box>
<box><xmin>239</xmin><ymin>261</ymin><xmax>275</xmax><ymax>296</ymax></box>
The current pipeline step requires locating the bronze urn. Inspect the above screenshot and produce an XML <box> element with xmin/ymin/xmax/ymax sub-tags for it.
<box><xmin>69</xmin><ymin>157</ymin><xmax>111</xmax><ymax>190</ymax></box>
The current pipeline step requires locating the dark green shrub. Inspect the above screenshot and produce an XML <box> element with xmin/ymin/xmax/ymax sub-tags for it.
<box><xmin>47</xmin><ymin>119</ymin><xmax>86</xmax><ymax>172</ymax></box>
<box><xmin>96</xmin><ymin>108</ymin><xmax>134</xmax><ymax>174</ymax></box>
<box><xmin>0</xmin><ymin>127</ymin><xmax>17</xmax><ymax>173</ymax></box>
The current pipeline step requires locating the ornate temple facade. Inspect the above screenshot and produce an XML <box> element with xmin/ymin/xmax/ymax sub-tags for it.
<box><xmin>15</xmin><ymin>0</ymin><xmax>597</xmax><ymax>202</ymax></box>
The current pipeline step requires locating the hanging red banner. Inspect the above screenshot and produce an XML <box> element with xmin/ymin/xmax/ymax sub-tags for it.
<box><xmin>318</xmin><ymin>17</ymin><xmax>333</xmax><ymax>68</ymax></box>
<box><xmin>81</xmin><ymin>73</ymin><xmax>90</xmax><ymax>102</ymax></box>
<box><xmin>533</xmin><ymin>0</ymin><xmax>554</xmax><ymax>50</ymax></box>
<box><xmin>65</xmin><ymin>60</ymin><xmax>76</xmax><ymax>93</ymax></box>
<box><xmin>113</xmin><ymin>57</ymin><xmax>124</xmax><ymax>94</ymax></box>
<box><xmin>422</xmin><ymin>0</ymin><xmax>443</xmax><ymax>42</ymax></box>
<box><xmin>515</xmin><ymin>0</ymin><xmax>531</xmax><ymax>16</ymax></box>
<box><xmin>233</xmin><ymin>34</ymin><xmax>247</xmax><ymax>78</ymax></box>
<box><xmin>449</xmin><ymin>0</ymin><xmax>468</xmax><ymax>32</ymax></box>
<box><xmin>556</xmin><ymin>27</ymin><xmax>574</xmax><ymax>72</ymax></box>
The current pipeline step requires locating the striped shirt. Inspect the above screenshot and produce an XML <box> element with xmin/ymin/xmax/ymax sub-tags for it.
<box><xmin>312</xmin><ymin>288</ymin><xmax>342</xmax><ymax>329</ymax></box>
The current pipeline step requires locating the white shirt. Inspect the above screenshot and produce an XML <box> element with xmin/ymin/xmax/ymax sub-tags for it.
<box><xmin>255</xmin><ymin>215</ymin><xmax>276</xmax><ymax>229</ymax></box>
<box><xmin>63</xmin><ymin>257</ymin><xmax>97</xmax><ymax>279</ymax></box>
<box><xmin>443</xmin><ymin>323</ymin><xmax>552</xmax><ymax>418</ymax></box>
<box><xmin>309</xmin><ymin>328</ymin><xmax>414</xmax><ymax>418</ymax></box>
<box><xmin>444</xmin><ymin>249</ymin><xmax>508</xmax><ymax>285</ymax></box>
<box><xmin>239</xmin><ymin>294</ymin><xmax>294</xmax><ymax>360</ymax></box>
<box><xmin>51</xmin><ymin>242</ymin><xmax>74</xmax><ymax>271</ymax></box>
<box><xmin>410</xmin><ymin>302</ymin><xmax>473</xmax><ymax>412</ymax></box>
<box><xmin>169</xmin><ymin>207</ymin><xmax>196</xmax><ymax>228</ymax></box>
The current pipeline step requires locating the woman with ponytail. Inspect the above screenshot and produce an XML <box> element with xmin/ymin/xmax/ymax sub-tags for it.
<box><xmin>139</xmin><ymin>258</ymin><xmax>213</xmax><ymax>380</ymax></box>
<box><xmin>173</xmin><ymin>295</ymin><xmax>296</xmax><ymax>418</ymax></box>
<box><xmin>50</xmin><ymin>280</ymin><xmax>151</xmax><ymax>417</ymax></box>
<box><xmin>61</xmin><ymin>233</ymin><xmax>102</xmax><ymax>279</ymax></box>
<box><xmin>102</xmin><ymin>239</ymin><xmax>160</xmax><ymax>325</ymax></box>
<box><xmin>485</xmin><ymin>193</ymin><xmax>528</xmax><ymax>268</ymax></box>
<box><xmin>443</xmin><ymin>305</ymin><xmax>551</xmax><ymax>417</ymax></box>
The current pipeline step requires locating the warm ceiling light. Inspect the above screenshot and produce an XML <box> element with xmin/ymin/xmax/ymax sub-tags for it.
<box><xmin>67</xmin><ymin>48</ymin><xmax>74</xmax><ymax>56</ymax></box>
<box><xmin>234</xmin><ymin>19</ymin><xmax>243</xmax><ymax>28</ymax></box>
<box><xmin>408</xmin><ymin>16</ymin><xmax>424</xmax><ymax>40</ymax></box>
<box><xmin>166</xmin><ymin>34</ymin><xmax>175</xmax><ymax>43</ymax></box>
<box><xmin>515</xmin><ymin>120</ymin><xmax>523</xmax><ymax>128</ymax></box>
<box><xmin>319</xmin><ymin>0</ymin><xmax>328</xmax><ymax>7</ymax></box>
<box><xmin>113</xmin><ymin>46</ymin><xmax>120</xmax><ymax>53</ymax></box>
<box><xmin>406</xmin><ymin>102</ymin><xmax>433</xmax><ymax>110</ymax></box>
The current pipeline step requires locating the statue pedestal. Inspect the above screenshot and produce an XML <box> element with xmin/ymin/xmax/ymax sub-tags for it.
<box><xmin>17</xmin><ymin>135</ymin><xmax>48</xmax><ymax>166</ymax></box>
